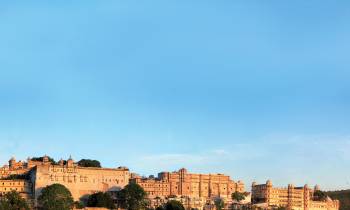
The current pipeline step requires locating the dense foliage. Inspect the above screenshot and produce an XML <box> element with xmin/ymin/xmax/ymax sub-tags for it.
<box><xmin>87</xmin><ymin>192</ymin><xmax>115</xmax><ymax>209</ymax></box>
<box><xmin>156</xmin><ymin>206</ymin><xmax>165</xmax><ymax>210</ymax></box>
<box><xmin>327</xmin><ymin>190</ymin><xmax>350</xmax><ymax>210</ymax></box>
<box><xmin>0</xmin><ymin>191</ymin><xmax>30</xmax><ymax>210</ymax></box>
<box><xmin>31</xmin><ymin>156</ymin><xmax>57</xmax><ymax>164</ymax></box>
<box><xmin>314</xmin><ymin>190</ymin><xmax>328</xmax><ymax>201</ymax></box>
<box><xmin>73</xmin><ymin>201</ymin><xmax>85</xmax><ymax>209</ymax></box>
<box><xmin>232</xmin><ymin>191</ymin><xmax>247</xmax><ymax>202</ymax></box>
<box><xmin>37</xmin><ymin>184</ymin><xmax>74</xmax><ymax>210</ymax></box>
<box><xmin>77</xmin><ymin>159</ymin><xmax>101</xmax><ymax>168</ymax></box>
<box><xmin>118</xmin><ymin>182</ymin><xmax>148</xmax><ymax>210</ymax></box>
<box><xmin>214</xmin><ymin>198</ymin><xmax>225</xmax><ymax>210</ymax></box>
<box><xmin>164</xmin><ymin>200</ymin><xmax>185</xmax><ymax>210</ymax></box>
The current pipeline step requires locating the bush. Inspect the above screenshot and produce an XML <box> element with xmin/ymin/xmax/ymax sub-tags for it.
<box><xmin>31</xmin><ymin>156</ymin><xmax>57</xmax><ymax>164</ymax></box>
<box><xmin>118</xmin><ymin>183</ymin><xmax>148</xmax><ymax>210</ymax></box>
<box><xmin>0</xmin><ymin>191</ymin><xmax>30</xmax><ymax>210</ymax></box>
<box><xmin>38</xmin><ymin>184</ymin><xmax>74</xmax><ymax>210</ymax></box>
<box><xmin>87</xmin><ymin>192</ymin><xmax>115</xmax><ymax>209</ymax></box>
<box><xmin>164</xmin><ymin>200</ymin><xmax>185</xmax><ymax>210</ymax></box>
<box><xmin>77</xmin><ymin>159</ymin><xmax>101</xmax><ymax>168</ymax></box>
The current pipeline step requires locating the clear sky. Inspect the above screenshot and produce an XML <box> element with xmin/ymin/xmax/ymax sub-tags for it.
<box><xmin>0</xmin><ymin>1</ymin><xmax>349</xmax><ymax>190</ymax></box>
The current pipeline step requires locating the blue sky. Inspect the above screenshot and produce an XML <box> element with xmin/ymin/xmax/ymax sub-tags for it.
<box><xmin>0</xmin><ymin>0</ymin><xmax>350</xmax><ymax>190</ymax></box>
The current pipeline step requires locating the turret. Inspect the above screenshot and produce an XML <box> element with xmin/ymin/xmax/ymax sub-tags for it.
<box><xmin>67</xmin><ymin>156</ymin><xmax>74</xmax><ymax>167</ymax></box>
<box><xmin>43</xmin><ymin>155</ymin><xmax>49</xmax><ymax>163</ymax></box>
<box><xmin>179</xmin><ymin>168</ymin><xmax>188</xmax><ymax>174</ymax></box>
<box><xmin>9</xmin><ymin>157</ymin><xmax>16</xmax><ymax>169</ymax></box>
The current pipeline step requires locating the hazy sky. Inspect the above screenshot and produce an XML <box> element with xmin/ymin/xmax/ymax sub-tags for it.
<box><xmin>1</xmin><ymin>1</ymin><xmax>349</xmax><ymax>190</ymax></box>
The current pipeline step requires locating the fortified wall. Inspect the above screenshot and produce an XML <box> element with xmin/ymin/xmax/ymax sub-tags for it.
<box><xmin>0</xmin><ymin>155</ymin><xmax>130</xmax><ymax>201</ymax></box>
<box><xmin>30</xmin><ymin>157</ymin><xmax>130</xmax><ymax>201</ymax></box>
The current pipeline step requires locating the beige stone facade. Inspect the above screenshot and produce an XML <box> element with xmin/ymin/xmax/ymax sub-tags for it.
<box><xmin>251</xmin><ymin>180</ymin><xmax>339</xmax><ymax>210</ymax></box>
<box><xmin>0</xmin><ymin>157</ymin><xmax>32</xmax><ymax>178</ymax></box>
<box><xmin>0</xmin><ymin>156</ymin><xmax>130</xmax><ymax>201</ymax></box>
<box><xmin>0</xmin><ymin>156</ymin><xmax>340</xmax><ymax>210</ymax></box>
<box><xmin>29</xmin><ymin>157</ymin><xmax>130</xmax><ymax>201</ymax></box>
<box><xmin>0</xmin><ymin>156</ymin><xmax>58</xmax><ymax>179</ymax></box>
<box><xmin>131</xmin><ymin>168</ymin><xmax>245</xmax><ymax>209</ymax></box>
<box><xmin>0</xmin><ymin>179</ymin><xmax>32</xmax><ymax>199</ymax></box>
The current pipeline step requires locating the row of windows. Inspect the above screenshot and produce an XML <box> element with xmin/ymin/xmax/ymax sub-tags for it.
<box><xmin>50</xmin><ymin>175</ymin><xmax>125</xmax><ymax>184</ymax></box>
<box><xmin>50</xmin><ymin>168</ymin><xmax>76</xmax><ymax>173</ymax></box>
<box><xmin>1</xmin><ymin>182</ymin><xmax>26</xmax><ymax>186</ymax></box>
<box><xmin>0</xmin><ymin>187</ymin><xmax>25</xmax><ymax>192</ymax></box>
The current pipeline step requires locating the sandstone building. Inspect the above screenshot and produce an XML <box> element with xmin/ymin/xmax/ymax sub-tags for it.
<box><xmin>131</xmin><ymin>168</ymin><xmax>245</xmax><ymax>203</ymax></box>
<box><xmin>0</xmin><ymin>156</ymin><xmax>340</xmax><ymax>210</ymax></box>
<box><xmin>251</xmin><ymin>180</ymin><xmax>339</xmax><ymax>210</ymax></box>
<box><xmin>0</xmin><ymin>180</ymin><xmax>32</xmax><ymax>199</ymax></box>
<box><xmin>0</xmin><ymin>155</ymin><xmax>130</xmax><ymax>201</ymax></box>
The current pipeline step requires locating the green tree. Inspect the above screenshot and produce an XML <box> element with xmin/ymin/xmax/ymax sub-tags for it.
<box><xmin>327</xmin><ymin>189</ymin><xmax>350</xmax><ymax>210</ymax></box>
<box><xmin>31</xmin><ymin>156</ymin><xmax>56</xmax><ymax>164</ymax></box>
<box><xmin>164</xmin><ymin>200</ymin><xmax>185</xmax><ymax>210</ymax></box>
<box><xmin>232</xmin><ymin>191</ymin><xmax>246</xmax><ymax>203</ymax></box>
<box><xmin>314</xmin><ymin>190</ymin><xmax>327</xmax><ymax>201</ymax></box>
<box><xmin>118</xmin><ymin>182</ymin><xmax>148</xmax><ymax>210</ymax></box>
<box><xmin>77</xmin><ymin>159</ymin><xmax>101</xmax><ymax>168</ymax></box>
<box><xmin>38</xmin><ymin>184</ymin><xmax>74</xmax><ymax>210</ymax></box>
<box><xmin>156</xmin><ymin>206</ymin><xmax>165</xmax><ymax>210</ymax></box>
<box><xmin>73</xmin><ymin>201</ymin><xmax>85</xmax><ymax>209</ymax></box>
<box><xmin>214</xmin><ymin>198</ymin><xmax>225</xmax><ymax>210</ymax></box>
<box><xmin>87</xmin><ymin>192</ymin><xmax>115</xmax><ymax>209</ymax></box>
<box><xmin>0</xmin><ymin>191</ymin><xmax>30</xmax><ymax>210</ymax></box>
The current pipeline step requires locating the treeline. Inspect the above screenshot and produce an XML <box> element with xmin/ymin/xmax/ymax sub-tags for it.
<box><xmin>0</xmin><ymin>182</ymin><xmax>187</xmax><ymax>210</ymax></box>
<box><xmin>327</xmin><ymin>190</ymin><xmax>350</xmax><ymax>210</ymax></box>
<box><xmin>31</xmin><ymin>156</ymin><xmax>101</xmax><ymax>168</ymax></box>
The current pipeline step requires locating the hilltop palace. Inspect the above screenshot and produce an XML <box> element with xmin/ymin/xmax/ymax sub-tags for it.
<box><xmin>251</xmin><ymin>181</ymin><xmax>339</xmax><ymax>210</ymax></box>
<box><xmin>0</xmin><ymin>156</ymin><xmax>339</xmax><ymax>210</ymax></box>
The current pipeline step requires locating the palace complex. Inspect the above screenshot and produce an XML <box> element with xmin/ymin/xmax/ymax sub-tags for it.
<box><xmin>251</xmin><ymin>180</ymin><xmax>339</xmax><ymax>210</ymax></box>
<box><xmin>131</xmin><ymin>168</ymin><xmax>245</xmax><ymax>208</ymax></box>
<box><xmin>0</xmin><ymin>156</ymin><xmax>340</xmax><ymax>210</ymax></box>
<box><xmin>0</xmin><ymin>156</ymin><xmax>130</xmax><ymax>201</ymax></box>
<box><xmin>131</xmin><ymin>168</ymin><xmax>244</xmax><ymax>199</ymax></box>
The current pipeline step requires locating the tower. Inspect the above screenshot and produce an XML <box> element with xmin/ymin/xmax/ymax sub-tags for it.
<box><xmin>43</xmin><ymin>155</ymin><xmax>50</xmax><ymax>164</ymax></box>
<box><xmin>67</xmin><ymin>156</ymin><xmax>74</xmax><ymax>167</ymax></box>
<box><xmin>266</xmin><ymin>180</ymin><xmax>273</xmax><ymax>205</ymax></box>
<box><xmin>304</xmin><ymin>184</ymin><xmax>310</xmax><ymax>210</ymax></box>
<box><xmin>9</xmin><ymin>157</ymin><xmax>16</xmax><ymax>169</ymax></box>
<box><xmin>288</xmin><ymin>184</ymin><xmax>295</xmax><ymax>210</ymax></box>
